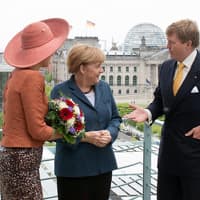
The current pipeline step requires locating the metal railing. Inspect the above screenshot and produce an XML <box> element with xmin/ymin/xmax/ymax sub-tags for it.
<box><xmin>143</xmin><ymin>120</ymin><xmax>163</xmax><ymax>200</ymax></box>
<box><xmin>0</xmin><ymin>120</ymin><xmax>163</xmax><ymax>200</ymax></box>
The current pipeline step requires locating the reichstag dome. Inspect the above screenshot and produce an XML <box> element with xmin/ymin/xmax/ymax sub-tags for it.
<box><xmin>123</xmin><ymin>23</ymin><xmax>167</xmax><ymax>53</ymax></box>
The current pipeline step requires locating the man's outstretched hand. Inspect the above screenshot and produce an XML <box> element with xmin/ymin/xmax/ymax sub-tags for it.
<box><xmin>123</xmin><ymin>104</ymin><xmax>148</xmax><ymax>123</ymax></box>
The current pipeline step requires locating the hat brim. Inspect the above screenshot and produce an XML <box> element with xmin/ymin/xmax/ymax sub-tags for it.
<box><xmin>4</xmin><ymin>18</ymin><xmax>70</xmax><ymax>68</ymax></box>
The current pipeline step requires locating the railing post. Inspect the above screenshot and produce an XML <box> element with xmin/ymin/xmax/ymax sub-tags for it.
<box><xmin>143</xmin><ymin>123</ymin><xmax>152</xmax><ymax>200</ymax></box>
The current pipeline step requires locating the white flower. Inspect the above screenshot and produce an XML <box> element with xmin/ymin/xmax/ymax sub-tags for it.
<box><xmin>81</xmin><ymin>116</ymin><xmax>85</xmax><ymax>124</ymax></box>
<box><xmin>66</xmin><ymin>117</ymin><xmax>76</xmax><ymax>126</ymax></box>
<box><xmin>58</xmin><ymin>101</ymin><xmax>68</xmax><ymax>110</ymax></box>
<box><xmin>73</xmin><ymin>105</ymin><xmax>80</xmax><ymax>115</ymax></box>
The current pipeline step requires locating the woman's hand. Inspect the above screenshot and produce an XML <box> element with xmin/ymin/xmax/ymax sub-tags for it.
<box><xmin>48</xmin><ymin>129</ymin><xmax>63</xmax><ymax>141</ymax></box>
<box><xmin>96</xmin><ymin>130</ymin><xmax>111</xmax><ymax>147</ymax></box>
<box><xmin>81</xmin><ymin>130</ymin><xmax>111</xmax><ymax>147</ymax></box>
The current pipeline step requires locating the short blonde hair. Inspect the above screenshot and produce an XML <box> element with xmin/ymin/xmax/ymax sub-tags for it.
<box><xmin>166</xmin><ymin>19</ymin><xmax>199</xmax><ymax>48</ymax></box>
<box><xmin>67</xmin><ymin>43</ymin><xmax>105</xmax><ymax>73</ymax></box>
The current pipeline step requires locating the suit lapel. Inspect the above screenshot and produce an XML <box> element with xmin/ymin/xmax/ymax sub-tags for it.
<box><xmin>168</xmin><ymin>61</ymin><xmax>177</xmax><ymax>101</ymax></box>
<box><xmin>94</xmin><ymin>83</ymin><xmax>102</xmax><ymax>108</ymax></box>
<box><xmin>171</xmin><ymin>53</ymin><xmax>200</xmax><ymax>109</ymax></box>
<box><xmin>161</xmin><ymin>60</ymin><xmax>177</xmax><ymax>109</ymax></box>
<box><xmin>68</xmin><ymin>76</ymin><xmax>95</xmax><ymax>109</ymax></box>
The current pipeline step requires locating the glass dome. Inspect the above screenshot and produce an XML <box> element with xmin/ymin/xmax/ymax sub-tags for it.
<box><xmin>123</xmin><ymin>23</ymin><xmax>167</xmax><ymax>53</ymax></box>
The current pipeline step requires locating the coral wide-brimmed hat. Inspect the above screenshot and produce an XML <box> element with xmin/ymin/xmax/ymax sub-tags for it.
<box><xmin>4</xmin><ymin>18</ymin><xmax>70</xmax><ymax>68</ymax></box>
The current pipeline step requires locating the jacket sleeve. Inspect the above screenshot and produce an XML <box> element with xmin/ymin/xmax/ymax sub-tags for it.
<box><xmin>147</xmin><ymin>64</ymin><xmax>164</xmax><ymax>122</ymax></box>
<box><xmin>20</xmin><ymin>72</ymin><xmax>53</xmax><ymax>141</ymax></box>
<box><xmin>106</xmin><ymin>85</ymin><xmax>122</xmax><ymax>143</ymax></box>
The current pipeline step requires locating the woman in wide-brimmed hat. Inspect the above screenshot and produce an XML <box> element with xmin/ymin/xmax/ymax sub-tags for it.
<box><xmin>0</xmin><ymin>18</ymin><xmax>70</xmax><ymax>199</ymax></box>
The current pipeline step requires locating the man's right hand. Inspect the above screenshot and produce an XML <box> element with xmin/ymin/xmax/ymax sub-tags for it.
<box><xmin>123</xmin><ymin>104</ymin><xmax>148</xmax><ymax>123</ymax></box>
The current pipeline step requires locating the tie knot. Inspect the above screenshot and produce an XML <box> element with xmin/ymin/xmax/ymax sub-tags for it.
<box><xmin>178</xmin><ymin>62</ymin><xmax>184</xmax><ymax>69</ymax></box>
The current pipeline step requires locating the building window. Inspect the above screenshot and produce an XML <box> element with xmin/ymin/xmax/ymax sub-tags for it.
<box><xmin>134</xmin><ymin>89</ymin><xmax>137</xmax><ymax>93</ymax></box>
<box><xmin>118</xmin><ymin>66</ymin><xmax>121</xmax><ymax>72</ymax></box>
<box><xmin>117</xmin><ymin>76</ymin><xmax>121</xmax><ymax>86</ymax></box>
<box><xmin>126</xmin><ymin>66</ymin><xmax>129</xmax><ymax>72</ymax></box>
<box><xmin>110</xmin><ymin>66</ymin><xmax>113</xmax><ymax>72</ymax></box>
<box><xmin>126</xmin><ymin>89</ymin><xmax>129</xmax><ymax>94</ymax></box>
<box><xmin>133</xmin><ymin>75</ymin><xmax>137</xmax><ymax>86</ymax></box>
<box><xmin>109</xmin><ymin>75</ymin><xmax>113</xmax><ymax>86</ymax></box>
<box><xmin>125</xmin><ymin>75</ymin><xmax>129</xmax><ymax>86</ymax></box>
<box><xmin>102</xmin><ymin>66</ymin><xmax>105</xmax><ymax>72</ymax></box>
<box><xmin>118</xmin><ymin>89</ymin><xmax>121</xmax><ymax>94</ymax></box>
<box><xmin>101</xmin><ymin>75</ymin><xmax>105</xmax><ymax>81</ymax></box>
<box><xmin>134</xmin><ymin>66</ymin><xmax>137</xmax><ymax>72</ymax></box>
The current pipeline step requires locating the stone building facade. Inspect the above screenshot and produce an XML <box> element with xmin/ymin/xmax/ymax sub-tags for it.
<box><xmin>51</xmin><ymin>33</ymin><xmax>169</xmax><ymax>104</ymax></box>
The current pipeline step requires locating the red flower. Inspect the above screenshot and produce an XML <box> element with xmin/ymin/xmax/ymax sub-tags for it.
<box><xmin>66</xmin><ymin>99</ymin><xmax>75</xmax><ymax>107</ymax></box>
<box><xmin>75</xmin><ymin>121</ymin><xmax>84</xmax><ymax>131</ymax></box>
<box><xmin>59</xmin><ymin>108</ymin><xmax>73</xmax><ymax>121</ymax></box>
<box><xmin>80</xmin><ymin>110</ymin><xmax>84</xmax><ymax>117</ymax></box>
<box><xmin>46</xmin><ymin>97</ymin><xmax>85</xmax><ymax>144</ymax></box>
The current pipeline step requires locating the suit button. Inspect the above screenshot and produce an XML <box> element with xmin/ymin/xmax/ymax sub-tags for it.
<box><xmin>163</xmin><ymin>107</ymin><xmax>169</xmax><ymax>113</ymax></box>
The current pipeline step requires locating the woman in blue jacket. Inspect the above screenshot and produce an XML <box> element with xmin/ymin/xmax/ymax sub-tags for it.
<box><xmin>51</xmin><ymin>43</ymin><xmax>122</xmax><ymax>200</ymax></box>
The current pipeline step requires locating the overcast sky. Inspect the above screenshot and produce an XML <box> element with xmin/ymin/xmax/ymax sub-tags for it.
<box><xmin>1</xmin><ymin>0</ymin><xmax>200</xmax><ymax>51</ymax></box>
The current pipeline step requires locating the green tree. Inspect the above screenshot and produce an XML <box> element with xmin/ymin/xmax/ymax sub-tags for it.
<box><xmin>45</xmin><ymin>84</ymin><xmax>53</xmax><ymax>100</ymax></box>
<box><xmin>117</xmin><ymin>103</ymin><xmax>132</xmax><ymax>117</ymax></box>
<box><xmin>44</xmin><ymin>72</ymin><xmax>53</xmax><ymax>83</ymax></box>
<box><xmin>117</xmin><ymin>103</ymin><xmax>163</xmax><ymax>137</ymax></box>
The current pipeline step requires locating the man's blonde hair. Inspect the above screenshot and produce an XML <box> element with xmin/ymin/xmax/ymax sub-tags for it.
<box><xmin>166</xmin><ymin>19</ymin><xmax>199</xmax><ymax>48</ymax></box>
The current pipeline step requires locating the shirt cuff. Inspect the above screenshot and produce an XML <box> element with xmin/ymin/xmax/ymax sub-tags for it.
<box><xmin>144</xmin><ymin>109</ymin><xmax>152</xmax><ymax>125</ymax></box>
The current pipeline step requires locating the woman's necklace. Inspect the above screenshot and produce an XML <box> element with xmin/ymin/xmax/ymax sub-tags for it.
<box><xmin>83</xmin><ymin>87</ymin><xmax>93</xmax><ymax>94</ymax></box>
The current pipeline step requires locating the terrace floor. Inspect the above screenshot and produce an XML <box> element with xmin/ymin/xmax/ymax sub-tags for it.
<box><xmin>40</xmin><ymin>131</ymin><xmax>159</xmax><ymax>200</ymax></box>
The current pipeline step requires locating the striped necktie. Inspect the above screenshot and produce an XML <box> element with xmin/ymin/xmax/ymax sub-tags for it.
<box><xmin>173</xmin><ymin>62</ymin><xmax>184</xmax><ymax>95</ymax></box>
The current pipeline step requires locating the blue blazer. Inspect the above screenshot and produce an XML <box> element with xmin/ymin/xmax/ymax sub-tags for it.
<box><xmin>148</xmin><ymin>50</ymin><xmax>200</xmax><ymax>176</ymax></box>
<box><xmin>51</xmin><ymin>75</ymin><xmax>122</xmax><ymax>177</ymax></box>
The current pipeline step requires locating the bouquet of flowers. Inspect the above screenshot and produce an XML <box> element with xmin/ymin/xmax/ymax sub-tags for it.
<box><xmin>45</xmin><ymin>97</ymin><xmax>85</xmax><ymax>144</ymax></box>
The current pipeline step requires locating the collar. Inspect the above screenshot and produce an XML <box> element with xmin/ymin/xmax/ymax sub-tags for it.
<box><xmin>181</xmin><ymin>49</ymin><xmax>197</xmax><ymax>69</ymax></box>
